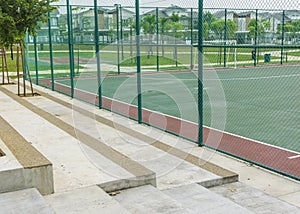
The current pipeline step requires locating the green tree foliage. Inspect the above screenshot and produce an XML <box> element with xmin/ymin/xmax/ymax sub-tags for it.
<box><xmin>203</xmin><ymin>11</ymin><xmax>216</xmax><ymax>28</ymax></box>
<box><xmin>277</xmin><ymin>20</ymin><xmax>300</xmax><ymax>38</ymax></box>
<box><xmin>248</xmin><ymin>18</ymin><xmax>270</xmax><ymax>39</ymax></box>
<box><xmin>203</xmin><ymin>12</ymin><xmax>216</xmax><ymax>39</ymax></box>
<box><xmin>211</xmin><ymin>19</ymin><xmax>237</xmax><ymax>39</ymax></box>
<box><xmin>226</xmin><ymin>20</ymin><xmax>238</xmax><ymax>39</ymax></box>
<box><xmin>0</xmin><ymin>0</ymin><xmax>57</xmax><ymax>47</ymax></box>
<box><xmin>141</xmin><ymin>14</ymin><xmax>156</xmax><ymax>35</ymax></box>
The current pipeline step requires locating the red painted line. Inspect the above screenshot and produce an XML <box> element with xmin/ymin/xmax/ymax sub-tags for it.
<box><xmin>38</xmin><ymin>79</ymin><xmax>300</xmax><ymax>180</ymax></box>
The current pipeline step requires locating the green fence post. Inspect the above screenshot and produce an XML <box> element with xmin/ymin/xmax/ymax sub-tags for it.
<box><xmin>94</xmin><ymin>0</ymin><xmax>102</xmax><ymax>108</ymax></box>
<box><xmin>281</xmin><ymin>10</ymin><xmax>285</xmax><ymax>65</ymax></box>
<box><xmin>33</xmin><ymin>36</ymin><xmax>39</xmax><ymax>85</ymax></box>
<box><xmin>48</xmin><ymin>8</ymin><xmax>54</xmax><ymax>91</ymax></box>
<box><xmin>120</xmin><ymin>5</ymin><xmax>124</xmax><ymax>61</ymax></box>
<box><xmin>223</xmin><ymin>9</ymin><xmax>227</xmax><ymax>68</ymax></box>
<box><xmin>130</xmin><ymin>21</ymin><xmax>133</xmax><ymax>62</ymax></box>
<box><xmin>254</xmin><ymin>9</ymin><xmax>258</xmax><ymax>66</ymax></box>
<box><xmin>190</xmin><ymin>8</ymin><xmax>193</xmax><ymax>70</ymax></box>
<box><xmin>136</xmin><ymin>0</ymin><xmax>142</xmax><ymax>124</ymax></box>
<box><xmin>198</xmin><ymin>1</ymin><xmax>204</xmax><ymax>146</ymax></box>
<box><xmin>115</xmin><ymin>4</ymin><xmax>121</xmax><ymax>74</ymax></box>
<box><xmin>67</xmin><ymin>0</ymin><xmax>75</xmax><ymax>98</ymax></box>
<box><xmin>156</xmin><ymin>7</ymin><xmax>159</xmax><ymax>72</ymax></box>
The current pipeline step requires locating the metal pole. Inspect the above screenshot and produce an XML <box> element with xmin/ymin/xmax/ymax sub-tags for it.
<box><xmin>156</xmin><ymin>7</ymin><xmax>159</xmax><ymax>72</ymax></box>
<box><xmin>67</xmin><ymin>0</ymin><xmax>75</xmax><ymax>98</ymax></box>
<box><xmin>116</xmin><ymin>4</ymin><xmax>121</xmax><ymax>74</ymax></box>
<box><xmin>94</xmin><ymin>0</ymin><xmax>102</xmax><ymax>108</ymax></box>
<box><xmin>223</xmin><ymin>9</ymin><xmax>227</xmax><ymax>68</ymax></box>
<box><xmin>25</xmin><ymin>32</ymin><xmax>30</xmax><ymax>80</ymax></box>
<box><xmin>198</xmin><ymin>1</ymin><xmax>204</xmax><ymax>146</ymax></box>
<box><xmin>190</xmin><ymin>8</ymin><xmax>193</xmax><ymax>70</ymax></box>
<box><xmin>254</xmin><ymin>9</ymin><xmax>258</xmax><ymax>66</ymax></box>
<box><xmin>33</xmin><ymin>36</ymin><xmax>39</xmax><ymax>85</ymax></box>
<box><xmin>48</xmin><ymin>8</ymin><xmax>55</xmax><ymax>91</ymax></box>
<box><xmin>130</xmin><ymin>21</ymin><xmax>133</xmax><ymax>61</ymax></box>
<box><xmin>17</xmin><ymin>46</ymin><xmax>20</xmax><ymax>96</ymax></box>
<box><xmin>120</xmin><ymin>5</ymin><xmax>124</xmax><ymax>61</ymax></box>
<box><xmin>1</xmin><ymin>49</ymin><xmax>4</xmax><ymax>84</ymax></box>
<box><xmin>136</xmin><ymin>0</ymin><xmax>142</xmax><ymax>124</ymax></box>
<box><xmin>281</xmin><ymin>10</ymin><xmax>285</xmax><ymax>65</ymax></box>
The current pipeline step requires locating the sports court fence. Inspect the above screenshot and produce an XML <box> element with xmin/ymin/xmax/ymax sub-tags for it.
<box><xmin>22</xmin><ymin>1</ymin><xmax>300</xmax><ymax>181</ymax></box>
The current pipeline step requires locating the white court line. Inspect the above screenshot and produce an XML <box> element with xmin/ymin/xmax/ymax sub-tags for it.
<box><xmin>288</xmin><ymin>155</ymin><xmax>300</xmax><ymax>160</ymax></box>
<box><xmin>206</xmin><ymin>74</ymin><xmax>300</xmax><ymax>81</ymax></box>
<box><xmin>54</xmin><ymin>79</ymin><xmax>300</xmax><ymax>156</ymax></box>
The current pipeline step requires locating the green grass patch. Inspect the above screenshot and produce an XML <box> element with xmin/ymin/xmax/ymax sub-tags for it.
<box><xmin>120</xmin><ymin>55</ymin><xmax>180</xmax><ymax>66</ymax></box>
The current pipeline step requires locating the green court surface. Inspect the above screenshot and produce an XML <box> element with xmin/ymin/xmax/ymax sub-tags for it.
<box><xmin>56</xmin><ymin>65</ymin><xmax>300</xmax><ymax>152</ymax></box>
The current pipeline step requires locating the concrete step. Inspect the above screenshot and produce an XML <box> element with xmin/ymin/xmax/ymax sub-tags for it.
<box><xmin>21</xmin><ymin>88</ymin><xmax>225</xmax><ymax>190</ymax></box>
<box><xmin>44</xmin><ymin>185</ymin><xmax>131</xmax><ymax>214</ymax></box>
<box><xmin>0</xmin><ymin>188</ymin><xmax>54</xmax><ymax>214</ymax></box>
<box><xmin>162</xmin><ymin>183</ymin><xmax>253</xmax><ymax>213</ymax></box>
<box><xmin>113</xmin><ymin>184</ymin><xmax>192</xmax><ymax>213</ymax></box>
<box><xmin>210</xmin><ymin>182</ymin><xmax>300</xmax><ymax>213</ymax></box>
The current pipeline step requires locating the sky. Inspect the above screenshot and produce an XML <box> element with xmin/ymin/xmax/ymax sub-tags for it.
<box><xmin>56</xmin><ymin>0</ymin><xmax>299</xmax><ymax>10</ymax></box>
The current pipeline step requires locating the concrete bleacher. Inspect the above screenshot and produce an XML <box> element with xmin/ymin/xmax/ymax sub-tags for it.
<box><xmin>0</xmin><ymin>80</ymin><xmax>299</xmax><ymax>213</ymax></box>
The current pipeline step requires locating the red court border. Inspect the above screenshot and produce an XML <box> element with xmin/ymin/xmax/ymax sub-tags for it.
<box><xmin>38</xmin><ymin>77</ymin><xmax>300</xmax><ymax>180</ymax></box>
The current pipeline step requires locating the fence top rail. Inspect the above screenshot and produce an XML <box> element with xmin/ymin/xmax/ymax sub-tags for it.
<box><xmin>51</xmin><ymin>4</ymin><xmax>297</xmax><ymax>12</ymax></box>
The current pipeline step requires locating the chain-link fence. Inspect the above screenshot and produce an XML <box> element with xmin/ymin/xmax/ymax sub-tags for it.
<box><xmin>25</xmin><ymin>1</ymin><xmax>300</xmax><ymax>181</ymax></box>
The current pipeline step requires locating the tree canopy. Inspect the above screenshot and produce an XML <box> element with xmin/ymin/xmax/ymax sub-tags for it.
<box><xmin>211</xmin><ymin>19</ymin><xmax>237</xmax><ymax>39</ymax></box>
<box><xmin>248</xmin><ymin>18</ymin><xmax>270</xmax><ymax>39</ymax></box>
<box><xmin>0</xmin><ymin>0</ymin><xmax>57</xmax><ymax>47</ymax></box>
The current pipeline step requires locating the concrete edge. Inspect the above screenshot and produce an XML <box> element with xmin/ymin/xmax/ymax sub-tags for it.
<box><xmin>0</xmin><ymin>165</ymin><xmax>54</xmax><ymax>196</ymax></box>
<box><xmin>198</xmin><ymin>174</ymin><xmax>239</xmax><ymax>188</ymax></box>
<box><xmin>99</xmin><ymin>172</ymin><xmax>157</xmax><ymax>193</ymax></box>
<box><xmin>0</xmin><ymin>115</ymin><xmax>54</xmax><ymax>195</ymax></box>
<box><xmin>0</xmin><ymin>85</ymin><xmax>156</xmax><ymax>189</ymax></box>
<box><xmin>0</xmin><ymin>115</ymin><xmax>52</xmax><ymax>169</ymax></box>
<box><xmin>32</xmin><ymin>86</ymin><xmax>239</xmax><ymax>186</ymax></box>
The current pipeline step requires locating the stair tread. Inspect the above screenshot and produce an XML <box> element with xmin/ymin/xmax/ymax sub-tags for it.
<box><xmin>45</xmin><ymin>185</ymin><xmax>130</xmax><ymax>214</ymax></box>
<box><xmin>0</xmin><ymin>188</ymin><xmax>54</xmax><ymax>214</ymax></box>
<box><xmin>163</xmin><ymin>183</ymin><xmax>253</xmax><ymax>213</ymax></box>
<box><xmin>113</xmin><ymin>185</ymin><xmax>193</xmax><ymax>214</ymax></box>
<box><xmin>210</xmin><ymin>182</ymin><xmax>300</xmax><ymax>213</ymax></box>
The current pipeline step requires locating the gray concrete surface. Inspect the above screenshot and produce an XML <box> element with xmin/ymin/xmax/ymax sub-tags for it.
<box><xmin>0</xmin><ymin>188</ymin><xmax>54</xmax><ymax>214</ymax></box>
<box><xmin>0</xmin><ymin>89</ymin><xmax>137</xmax><ymax>193</ymax></box>
<box><xmin>210</xmin><ymin>182</ymin><xmax>300</xmax><ymax>213</ymax></box>
<box><xmin>45</xmin><ymin>185</ymin><xmax>130</xmax><ymax>214</ymax></box>
<box><xmin>113</xmin><ymin>185</ymin><xmax>191</xmax><ymax>213</ymax></box>
<box><xmin>163</xmin><ymin>183</ymin><xmax>253</xmax><ymax>213</ymax></box>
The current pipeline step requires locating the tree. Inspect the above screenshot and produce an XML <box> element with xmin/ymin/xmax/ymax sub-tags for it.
<box><xmin>226</xmin><ymin>20</ymin><xmax>238</xmax><ymax>39</ymax></box>
<box><xmin>211</xmin><ymin>19</ymin><xmax>237</xmax><ymax>40</ymax></box>
<box><xmin>167</xmin><ymin>14</ymin><xmax>184</xmax><ymax>66</ymax></box>
<box><xmin>211</xmin><ymin>19</ymin><xmax>224</xmax><ymax>40</ymax></box>
<box><xmin>141</xmin><ymin>14</ymin><xmax>156</xmax><ymax>57</ymax></box>
<box><xmin>159</xmin><ymin>17</ymin><xmax>169</xmax><ymax>56</ymax></box>
<box><xmin>248</xmin><ymin>18</ymin><xmax>270</xmax><ymax>43</ymax></box>
<box><xmin>203</xmin><ymin>11</ymin><xmax>216</xmax><ymax>39</ymax></box>
<box><xmin>0</xmin><ymin>0</ymin><xmax>57</xmax><ymax>95</ymax></box>
<box><xmin>277</xmin><ymin>20</ymin><xmax>300</xmax><ymax>42</ymax></box>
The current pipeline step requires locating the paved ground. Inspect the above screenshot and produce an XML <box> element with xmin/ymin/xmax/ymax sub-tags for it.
<box><xmin>0</xmin><ymin>78</ymin><xmax>299</xmax><ymax>213</ymax></box>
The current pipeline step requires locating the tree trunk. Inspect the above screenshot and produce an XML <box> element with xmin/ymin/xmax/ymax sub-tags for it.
<box><xmin>17</xmin><ymin>45</ymin><xmax>20</xmax><ymax>96</ymax></box>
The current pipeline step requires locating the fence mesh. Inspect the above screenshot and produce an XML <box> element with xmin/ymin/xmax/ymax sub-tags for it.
<box><xmin>24</xmin><ymin>1</ymin><xmax>300</xmax><ymax>180</ymax></box>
